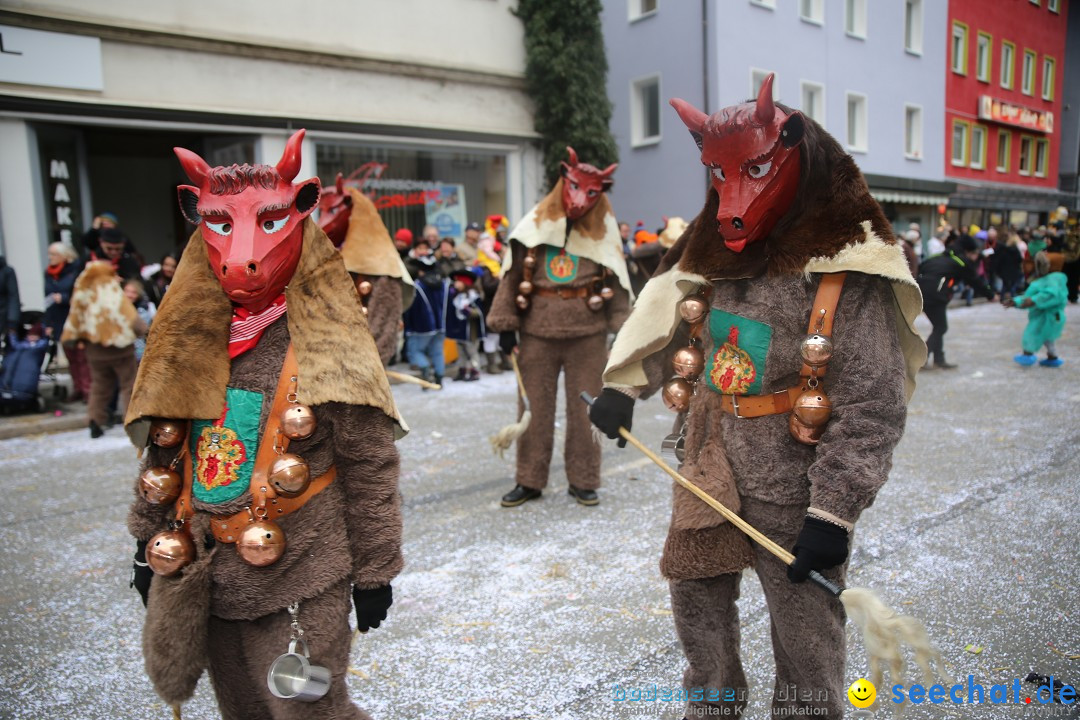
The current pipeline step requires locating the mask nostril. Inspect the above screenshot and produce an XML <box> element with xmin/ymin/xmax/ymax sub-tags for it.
<box><xmin>732</xmin><ymin>217</ymin><xmax>744</xmax><ymax>230</ymax></box>
<box><xmin>246</xmin><ymin>262</ymin><xmax>258</xmax><ymax>276</ymax></box>
<box><xmin>221</xmin><ymin>264</ymin><xmax>228</xmax><ymax>276</ymax></box>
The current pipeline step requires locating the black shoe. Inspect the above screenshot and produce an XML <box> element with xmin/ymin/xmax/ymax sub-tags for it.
<box><xmin>567</xmin><ymin>485</ymin><xmax>599</xmax><ymax>506</ymax></box>
<box><xmin>500</xmin><ymin>484</ymin><xmax>542</xmax><ymax>507</ymax></box>
<box><xmin>935</xmin><ymin>361</ymin><xmax>958</xmax><ymax>370</ymax></box>
<box><xmin>453</xmin><ymin>368</ymin><xmax>468</xmax><ymax>381</ymax></box>
<box><xmin>89</xmin><ymin>420</ymin><xmax>104</xmax><ymax>439</ymax></box>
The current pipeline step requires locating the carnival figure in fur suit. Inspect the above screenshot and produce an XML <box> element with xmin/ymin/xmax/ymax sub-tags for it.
<box><xmin>125</xmin><ymin>130</ymin><xmax>407</xmax><ymax>720</ymax></box>
<box><xmin>588</xmin><ymin>76</ymin><xmax>926</xmax><ymax>717</ymax></box>
<box><xmin>319</xmin><ymin>175</ymin><xmax>416</xmax><ymax>365</ymax></box>
<box><xmin>487</xmin><ymin>147</ymin><xmax>631</xmax><ymax>507</ymax></box>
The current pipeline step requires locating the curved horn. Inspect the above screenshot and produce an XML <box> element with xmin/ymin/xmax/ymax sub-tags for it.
<box><xmin>599</xmin><ymin>163</ymin><xmax>618</xmax><ymax>178</ymax></box>
<box><xmin>755</xmin><ymin>74</ymin><xmax>776</xmax><ymax>125</ymax></box>
<box><xmin>335</xmin><ymin>172</ymin><xmax>345</xmax><ymax>193</ymax></box>
<box><xmin>276</xmin><ymin>129</ymin><xmax>306</xmax><ymax>183</ymax></box>
<box><xmin>174</xmin><ymin>147</ymin><xmax>211</xmax><ymax>186</ymax></box>
<box><xmin>566</xmin><ymin>146</ymin><xmax>579</xmax><ymax>166</ymax></box>
<box><xmin>669</xmin><ymin>98</ymin><xmax>708</xmax><ymax>133</ymax></box>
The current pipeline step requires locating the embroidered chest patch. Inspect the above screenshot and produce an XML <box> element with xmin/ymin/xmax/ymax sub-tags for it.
<box><xmin>190</xmin><ymin>386</ymin><xmax>262</xmax><ymax>504</ymax></box>
<box><xmin>544</xmin><ymin>245</ymin><xmax>579</xmax><ymax>284</ymax></box>
<box><xmin>704</xmin><ymin>309</ymin><xmax>772</xmax><ymax>396</ymax></box>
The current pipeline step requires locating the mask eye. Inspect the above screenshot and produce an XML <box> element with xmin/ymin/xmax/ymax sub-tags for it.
<box><xmin>570</xmin><ymin>182</ymin><xmax>579</xmax><ymax>191</ymax></box>
<box><xmin>587</xmin><ymin>189</ymin><xmax>598</xmax><ymax>198</ymax></box>
<box><xmin>748</xmin><ymin>161</ymin><xmax>772</xmax><ymax>179</ymax></box>
<box><xmin>262</xmin><ymin>217</ymin><xmax>288</xmax><ymax>234</ymax></box>
<box><xmin>205</xmin><ymin>220</ymin><xmax>232</xmax><ymax>236</ymax></box>
<box><xmin>711</xmin><ymin>167</ymin><xmax>726</xmax><ymax>182</ymax></box>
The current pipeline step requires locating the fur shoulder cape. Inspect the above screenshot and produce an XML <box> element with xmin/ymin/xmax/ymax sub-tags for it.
<box><xmin>124</xmin><ymin>218</ymin><xmax>407</xmax><ymax>447</ymax></box>
<box><xmin>338</xmin><ymin>188</ymin><xmax>416</xmax><ymax>310</ymax></box>
<box><xmin>502</xmin><ymin>178</ymin><xmax>633</xmax><ymax>296</ymax></box>
<box><xmin>60</xmin><ymin>261</ymin><xmax>138</xmax><ymax>348</ymax></box>
<box><xmin>604</xmin><ymin>221</ymin><xmax>927</xmax><ymax>402</ymax></box>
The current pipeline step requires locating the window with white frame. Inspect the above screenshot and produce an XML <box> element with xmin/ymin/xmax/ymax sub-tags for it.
<box><xmin>951</xmin><ymin>120</ymin><xmax>970</xmax><ymax>166</ymax></box>
<box><xmin>800</xmin><ymin>0</ymin><xmax>824</xmax><ymax>24</ymax></box>
<box><xmin>750</xmin><ymin>68</ymin><xmax>778</xmax><ymax>101</ymax></box>
<box><xmin>1001</xmin><ymin>41</ymin><xmax>1015</xmax><ymax>88</ymax></box>
<box><xmin>1042</xmin><ymin>57</ymin><xmax>1055</xmax><ymax>100</ymax></box>
<box><xmin>750</xmin><ymin>0</ymin><xmax>776</xmax><ymax>8</ymax></box>
<box><xmin>845</xmin><ymin>0</ymin><xmax>867</xmax><ymax>37</ymax></box>
<box><xmin>904</xmin><ymin>105</ymin><xmax>922</xmax><ymax>159</ymax></box>
<box><xmin>996</xmin><ymin>130</ymin><xmax>1010</xmax><ymax>172</ymax></box>
<box><xmin>1034</xmin><ymin>139</ymin><xmax>1048</xmax><ymax>177</ymax></box>
<box><xmin>1018</xmin><ymin>136</ymin><xmax>1033</xmax><ymax>175</ymax></box>
<box><xmin>630</xmin><ymin>74</ymin><xmax>662</xmax><ymax>147</ymax></box>
<box><xmin>976</xmin><ymin>33</ymin><xmax>992</xmax><ymax>82</ymax></box>
<box><xmin>846</xmin><ymin>92</ymin><xmax>868</xmax><ymax>152</ymax></box>
<box><xmin>951</xmin><ymin>22</ymin><xmax>968</xmax><ymax>74</ymax></box>
<box><xmin>628</xmin><ymin>0</ymin><xmax>658</xmax><ymax>21</ymax></box>
<box><xmin>1021</xmin><ymin>49</ymin><xmax>1036</xmax><ymax>94</ymax></box>
<box><xmin>970</xmin><ymin>125</ymin><xmax>987</xmax><ymax>169</ymax></box>
<box><xmin>801</xmin><ymin>81</ymin><xmax>825</xmax><ymax>125</ymax></box>
<box><xmin>904</xmin><ymin>0</ymin><xmax>923</xmax><ymax>54</ymax></box>
<box><xmin>1049</xmin><ymin>0</ymin><xmax>1060</xmax><ymax>12</ymax></box>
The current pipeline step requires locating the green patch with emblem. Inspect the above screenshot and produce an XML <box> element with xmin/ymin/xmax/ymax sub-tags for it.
<box><xmin>190</xmin><ymin>386</ymin><xmax>262</xmax><ymax>504</ymax></box>
<box><xmin>544</xmin><ymin>245</ymin><xmax>579</xmax><ymax>284</ymax></box>
<box><xmin>704</xmin><ymin>309</ymin><xmax>772</xmax><ymax>396</ymax></box>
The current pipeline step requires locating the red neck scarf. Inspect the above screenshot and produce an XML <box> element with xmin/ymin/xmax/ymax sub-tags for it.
<box><xmin>46</xmin><ymin>262</ymin><xmax>66</xmax><ymax>280</ymax></box>
<box><xmin>229</xmin><ymin>294</ymin><xmax>287</xmax><ymax>359</ymax></box>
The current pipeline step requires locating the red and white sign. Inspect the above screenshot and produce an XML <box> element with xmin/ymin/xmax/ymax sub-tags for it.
<box><xmin>978</xmin><ymin>96</ymin><xmax>1053</xmax><ymax>134</ymax></box>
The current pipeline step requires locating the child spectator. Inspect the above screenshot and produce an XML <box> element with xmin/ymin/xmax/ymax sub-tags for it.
<box><xmin>1006</xmin><ymin>251</ymin><xmax>1067</xmax><ymax>367</ymax></box>
<box><xmin>446</xmin><ymin>269</ymin><xmax>485</xmax><ymax>381</ymax></box>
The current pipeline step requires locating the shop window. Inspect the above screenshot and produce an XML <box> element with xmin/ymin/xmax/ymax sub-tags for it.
<box><xmin>801</xmin><ymin>81</ymin><xmax>825</xmax><ymax>125</ymax></box>
<box><xmin>970</xmin><ymin>125</ymin><xmax>987</xmax><ymax>170</ymax></box>
<box><xmin>1021</xmin><ymin>49</ymin><xmax>1036</xmax><ymax>95</ymax></box>
<box><xmin>904</xmin><ymin>0</ymin><xmax>923</xmax><ymax>54</ymax></box>
<box><xmin>904</xmin><ymin>104</ymin><xmax>922</xmax><ymax>159</ymax></box>
<box><xmin>845</xmin><ymin>0</ymin><xmax>867</xmax><ymax>37</ymax></box>
<box><xmin>976</xmin><ymin>32</ymin><xmax>992</xmax><ymax>82</ymax></box>
<box><xmin>951</xmin><ymin>120</ymin><xmax>970</xmax><ymax>166</ymax></box>
<box><xmin>1018</xmin><ymin>136</ymin><xmax>1033</xmax><ymax>175</ymax></box>
<box><xmin>951</xmin><ymin>22</ymin><xmax>968</xmax><ymax>75</ymax></box>
<box><xmin>1042</xmin><ymin>57</ymin><xmax>1055</xmax><ymax>100</ymax></box>
<box><xmin>1049</xmin><ymin>0</ymin><xmax>1059</xmax><ymax>12</ymax></box>
<box><xmin>800</xmin><ymin>0</ymin><xmax>824</xmax><ymax>24</ymax></box>
<box><xmin>629</xmin><ymin>0</ymin><xmax>657</xmax><ymax>22</ymax></box>
<box><xmin>751</xmin><ymin>68</ymin><xmax>779</xmax><ymax>101</ymax></box>
<box><xmin>996</xmin><ymin>130</ymin><xmax>1010</xmax><ymax>173</ymax></box>
<box><xmin>1000</xmin><ymin>41</ymin><xmax>1015</xmax><ymax>89</ymax></box>
<box><xmin>846</xmin><ymin>92</ymin><xmax>868</xmax><ymax>152</ymax></box>
<box><xmin>631</xmin><ymin>74</ymin><xmax>662</xmax><ymax>147</ymax></box>
<box><xmin>1034</xmin><ymin>139</ymin><xmax>1048</xmax><ymax>177</ymax></box>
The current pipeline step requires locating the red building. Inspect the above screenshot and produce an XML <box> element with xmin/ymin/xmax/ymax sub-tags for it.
<box><xmin>945</xmin><ymin>0</ymin><xmax>1072</xmax><ymax>230</ymax></box>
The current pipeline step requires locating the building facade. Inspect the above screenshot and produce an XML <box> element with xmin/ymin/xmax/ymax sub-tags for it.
<box><xmin>0</xmin><ymin>0</ymin><xmax>542</xmax><ymax>312</ymax></box>
<box><xmin>945</xmin><ymin>0</ymin><xmax>1073</xmax><ymax>231</ymax></box>
<box><xmin>602</xmin><ymin>0</ymin><xmax>954</xmax><ymax>243</ymax></box>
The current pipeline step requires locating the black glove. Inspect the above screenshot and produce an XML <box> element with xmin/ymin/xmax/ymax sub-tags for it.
<box><xmin>352</xmin><ymin>584</ymin><xmax>393</xmax><ymax>632</ymax></box>
<box><xmin>588</xmin><ymin>387</ymin><xmax>634</xmax><ymax>448</ymax></box>
<box><xmin>787</xmin><ymin>515</ymin><xmax>849</xmax><ymax>583</ymax></box>
<box><xmin>499</xmin><ymin>331</ymin><xmax>518</xmax><ymax>356</ymax></box>
<box><xmin>131</xmin><ymin>540</ymin><xmax>153</xmax><ymax>607</ymax></box>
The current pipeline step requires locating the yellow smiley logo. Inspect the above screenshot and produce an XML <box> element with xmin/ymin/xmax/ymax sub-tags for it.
<box><xmin>848</xmin><ymin>678</ymin><xmax>876</xmax><ymax>708</ymax></box>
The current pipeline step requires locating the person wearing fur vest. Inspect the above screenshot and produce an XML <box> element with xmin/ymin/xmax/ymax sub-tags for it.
<box><xmin>487</xmin><ymin>147</ymin><xmax>632</xmax><ymax>507</ymax></box>
<box><xmin>125</xmin><ymin>131</ymin><xmax>407</xmax><ymax>720</ymax></box>
<box><xmin>588</xmin><ymin>76</ymin><xmax>926</xmax><ymax>718</ymax></box>
<box><xmin>60</xmin><ymin>261</ymin><xmax>147</xmax><ymax>438</ymax></box>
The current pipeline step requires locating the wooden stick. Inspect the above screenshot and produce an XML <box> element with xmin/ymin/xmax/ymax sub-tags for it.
<box><xmin>510</xmin><ymin>353</ymin><xmax>529</xmax><ymax>408</ymax></box>
<box><xmin>171</xmin><ymin>704</ymin><xmax>182</xmax><ymax>720</ymax></box>
<box><xmin>385</xmin><ymin>369</ymin><xmax>442</xmax><ymax>390</ymax></box>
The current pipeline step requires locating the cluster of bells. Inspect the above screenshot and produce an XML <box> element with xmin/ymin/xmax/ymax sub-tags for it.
<box><xmin>139</xmin><ymin>399</ymin><xmax>319</xmax><ymax>577</ymax></box>
<box><xmin>659</xmin><ymin>292</ymin><xmax>834</xmax><ymax>448</ymax></box>
<box><xmin>513</xmin><ymin>251</ymin><xmax>614</xmax><ymax>312</ymax></box>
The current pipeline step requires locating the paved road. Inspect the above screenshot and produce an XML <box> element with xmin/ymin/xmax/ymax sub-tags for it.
<box><xmin>0</xmin><ymin>300</ymin><xmax>1077</xmax><ymax>719</ymax></box>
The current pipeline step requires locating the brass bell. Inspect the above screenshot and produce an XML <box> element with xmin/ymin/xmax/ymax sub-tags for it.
<box><xmin>518</xmin><ymin>280</ymin><xmax>534</xmax><ymax>296</ymax></box>
<box><xmin>280</xmin><ymin>405</ymin><xmax>316</xmax><ymax>440</ymax></box>
<box><xmin>789</xmin><ymin>414</ymin><xmax>825</xmax><ymax>445</ymax></box>
<box><xmin>515</xmin><ymin>295</ymin><xmax>530</xmax><ymax>310</ymax></box>
<box><xmin>792</xmin><ymin>389</ymin><xmax>833</xmax><ymax>427</ymax></box>
<box><xmin>523</xmin><ymin>254</ymin><xmax>537</xmax><ymax>270</ymax></box>
<box><xmin>599</xmin><ymin>286</ymin><xmax>614</xmax><ymax>301</ymax></box>
<box><xmin>149</xmin><ymin>419</ymin><xmax>185</xmax><ymax>448</ymax></box>
<box><xmin>357</xmin><ymin>280</ymin><xmax>373</xmax><ymax>297</ymax></box>
<box><xmin>236</xmin><ymin>519</ymin><xmax>286</xmax><ymax>567</ymax></box>
<box><xmin>587</xmin><ymin>294</ymin><xmax>604</xmax><ymax>311</ymax></box>
<box><xmin>662</xmin><ymin>377</ymin><xmax>693</xmax><ymax>413</ymax></box>
<box><xmin>268</xmin><ymin>453</ymin><xmax>311</xmax><ymax>497</ymax></box>
<box><xmin>139</xmin><ymin>466</ymin><xmax>182</xmax><ymax>505</ymax></box>
<box><xmin>672</xmin><ymin>346</ymin><xmax>705</xmax><ymax>380</ymax></box>
<box><xmin>361</xmin><ymin>304</ymin><xmax>369</xmax><ymax>316</ymax></box>
<box><xmin>800</xmin><ymin>334</ymin><xmax>834</xmax><ymax>367</ymax></box>
<box><xmin>678</xmin><ymin>295</ymin><xmax>709</xmax><ymax>324</ymax></box>
<box><xmin>146</xmin><ymin>529</ymin><xmax>195</xmax><ymax>576</ymax></box>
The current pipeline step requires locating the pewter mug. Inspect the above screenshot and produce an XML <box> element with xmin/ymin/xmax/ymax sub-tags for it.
<box><xmin>267</xmin><ymin>637</ymin><xmax>330</xmax><ymax>702</ymax></box>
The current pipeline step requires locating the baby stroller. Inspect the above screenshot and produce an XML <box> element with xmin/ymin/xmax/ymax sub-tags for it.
<box><xmin>0</xmin><ymin>311</ymin><xmax>51</xmax><ymax>413</ymax></box>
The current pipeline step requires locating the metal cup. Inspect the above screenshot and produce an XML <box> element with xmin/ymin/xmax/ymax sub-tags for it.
<box><xmin>660</xmin><ymin>432</ymin><xmax>686</xmax><ymax>466</ymax></box>
<box><xmin>266</xmin><ymin>637</ymin><xmax>330</xmax><ymax>702</ymax></box>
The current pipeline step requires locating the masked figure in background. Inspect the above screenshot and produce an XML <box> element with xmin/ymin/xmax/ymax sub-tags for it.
<box><xmin>487</xmin><ymin>147</ymin><xmax>632</xmax><ymax>507</ymax></box>
<box><xmin>588</xmin><ymin>76</ymin><xmax>926</xmax><ymax>717</ymax></box>
<box><xmin>319</xmin><ymin>174</ymin><xmax>416</xmax><ymax>365</ymax></box>
<box><xmin>126</xmin><ymin>130</ymin><xmax>407</xmax><ymax>720</ymax></box>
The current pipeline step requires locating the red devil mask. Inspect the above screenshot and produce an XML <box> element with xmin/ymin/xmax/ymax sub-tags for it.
<box><xmin>175</xmin><ymin>129</ymin><xmax>321</xmax><ymax>312</ymax></box>
<box><xmin>316</xmin><ymin>173</ymin><xmax>353</xmax><ymax>249</ymax></box>
<box><xmin>671</xmin><ymin>74</ymin><xmax>804</xmax><ymax>253</ymax></box>
<box><xmin>559</xmin><ymin>147</ymin><xmax>617</xmax><ymax>221</ymax></box>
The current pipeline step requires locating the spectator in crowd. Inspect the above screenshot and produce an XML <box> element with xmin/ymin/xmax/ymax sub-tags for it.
<box><xmin>143</xmin><ymin>251</ymin><xmax>177</xmax><ymax>309</ymax></box>
<box><xmin>996</xmin><ymin>233</ymin><xmax>1025</xmax><ymax>303</ymax></box>
<box><xmin>403</xmin><ymin>250</ymin><xmax>448</xmax><ymax>386</ymax></box>
<box><xmin>473</xmin><ymin>232</ymin><xmax>508</xmax><ymax>373</ymax></box>
<box><xmin>421</xmin><ymin>224</ymin><xmax>441</xmax><ymax>249</ymax></box>
<box><xmin>122</xmin><ymin>277</ymin><xmax>156</xmax><ymax>362</ymax></box>
<box><xmin>43</xmin><ymin>242</ymin><xmax>89</xmax><ymax>399</ymax></box>
<box><xmin>458</xmin><ymin>221</ymin><xmax>482</xmax><ymax>265</ymax></box>
<box><xmin>1006</xmin><ymin>251</ymin><xmax>1068</xmax><ymax>367</ymax></box>
<box><xmin>917</xmin><ymin>234</ymin><xmax>996</xmax><ymax>370</ymax></box>
<box><xmin>926</xmin><ymin>227</ymin><xmax>947</xmax><ymax>257</ymax></box>
<box><xmin>393</xmin><ymin>228</ymin><xmax>413</xmax><ymax>258</ymax></box>
<box><xmin>0</xmin><ymin>254</ymin><xmax>20</xmax><ymax>356</ymax></box>
<box><xmin>901</xmin><ymin>230</ymin><xmax>920</xmax><ymax>277</ymax></box>
<box><xmin>87</xmin><ymin>227</ymin><xmax>142</xmax><ymax>280</ymax></box>
<box><xmin>446</xmin><ymin>269</ymin><xmax>485</xmax><ymax>381</ymax></box>
<box><xmin>435</xmin><ymin>237</ymin><xmax>465</xmax><ymax>278</ymax></box>
<box><xmin>1062</xmin><ymin>220</ymin><xmax>1079</xmax><ymax>304</ymax></box>
<box><xmin>78</xmin><ymin>211</ymin><xmax>119</xmax><ymax>257</ymax></box>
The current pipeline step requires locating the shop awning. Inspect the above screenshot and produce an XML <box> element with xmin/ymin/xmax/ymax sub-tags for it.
<box><xmin>870</xmin><ymin>189</ymin><xmax>952</xmax><ymax>206</ymax></box>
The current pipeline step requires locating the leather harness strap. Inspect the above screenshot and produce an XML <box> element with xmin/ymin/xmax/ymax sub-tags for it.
<box><xmin>210</xmin><ymin>467</ymin><xmax>336</xmax><ymax>543</ymax></box>
<box><xmin>720</xmin><ymin>273</ymin><xmax>847</xmax><ymax>418</ymax></box>
<box><xmin>532</xmin><ymin>285</ymin><xmax>591</xmax><ymax>299</ymax></box>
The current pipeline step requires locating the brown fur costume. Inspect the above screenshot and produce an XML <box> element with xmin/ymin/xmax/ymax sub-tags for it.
<box><xmin>487</xmin><ymin>188</ymin><xmax>631</xmax><ymax>492</ymax></box>
<box><xmin>602</xmin><ymin>110</ymin><xmax>925</xmax><ymax>717</ymax></box>
<box><xmin>126</xmin><ymin>219</ymin><xmax>404</xmax><ymax>719</ymax></box>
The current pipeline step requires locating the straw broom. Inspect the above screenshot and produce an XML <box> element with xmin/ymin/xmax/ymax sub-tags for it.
<box><xmin>581</xmin><ymin>392</ymin><xmax>948</xmax><ymax>693</ymax></box>
<box><xmin>490</xmin><ymin>353</ymin><xmax>531</xmax><ymax>457</ymax></box>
